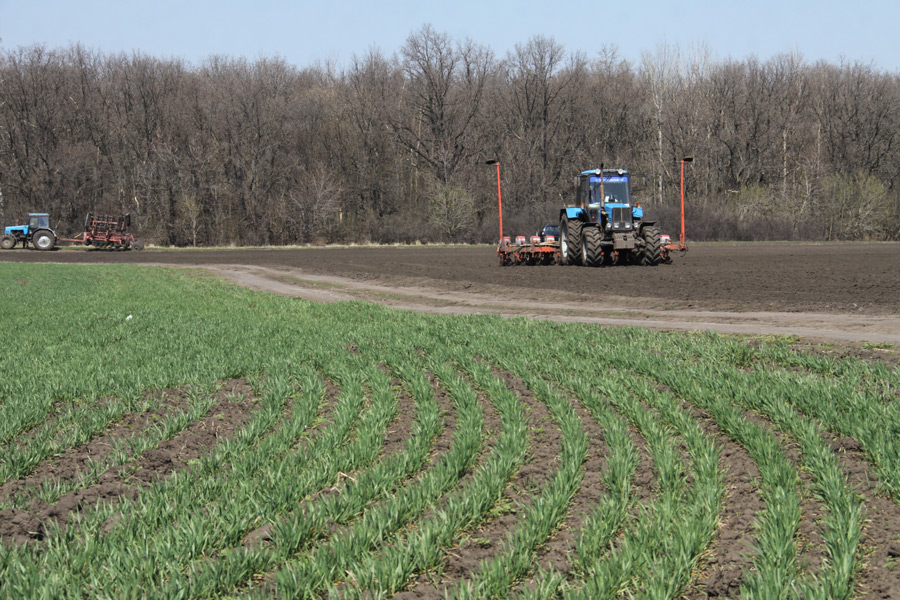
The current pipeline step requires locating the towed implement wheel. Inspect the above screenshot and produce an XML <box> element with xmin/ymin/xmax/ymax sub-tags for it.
<box><xmin>639</xmin><ymin>226</ymin><xmax>662</xmax><ymax>266</ymax></box>
<box><xmin>0</xmin><ymin>234</ymin><xmax>15</xmax><ymax>250</ymax></box>
<box><xmin>32</xmin><ymin>230</ymin><xmax>56</xmax><ymax>251</ymax></box>
<box><xmin>560</xmin><ymin>216</ymin><xmax>583</xmax><ymax>266</ymax></box>
<box><xmin>581</xmin><ymin>226</ymin><xmax>602</xmax><ymax>267</ymax></box>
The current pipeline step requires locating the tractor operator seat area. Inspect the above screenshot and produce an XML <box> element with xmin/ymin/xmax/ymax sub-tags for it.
<box><xmin>590</xmin><ymin>179</ymin><xmax>629</xmax><ymax>205</ymax></box>
<box><xmin>29</xmin><ymin>214</ymin><xmax>50</xmax><ymax>229</ymax></box>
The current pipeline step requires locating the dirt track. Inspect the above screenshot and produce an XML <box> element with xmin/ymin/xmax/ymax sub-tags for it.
<box><xmin>4</xmin><ymin>242</ymin><xmax>900</xmax><ymax>345</ymax></box>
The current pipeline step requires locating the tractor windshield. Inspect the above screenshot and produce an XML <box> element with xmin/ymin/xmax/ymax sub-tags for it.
<box><xmin>589</xmin><ymin>177</ymin><xmax>630</xmax><ymax>205</ymax></box>
<box><xmin>29</xmin><ymin>214</ymin><xmax>50</xmax><ymax>229</ymax></box>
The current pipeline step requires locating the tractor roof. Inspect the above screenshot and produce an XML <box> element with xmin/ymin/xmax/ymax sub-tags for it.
<box><xmin>580</xmin><ymin>168</ymin><xmax>628</xmax><ymax>177</ymax></box>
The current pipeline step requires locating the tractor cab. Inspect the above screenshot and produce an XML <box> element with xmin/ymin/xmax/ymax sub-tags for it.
<box><xmin>573</xmin><ymin>169</ymin><xmax>643</xmax><ymax>230</ymax></box>
<box><xmin>28</xmin><ymin>213</ymin><xmax>51</xmax><ymax>231</ymax></box>
<box><xmin>579</xmin><ymin>170</ymin><xmax>631</xmax><ymax>206</ymax></box>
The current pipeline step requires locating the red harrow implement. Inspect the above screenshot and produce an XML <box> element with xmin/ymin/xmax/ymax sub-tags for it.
<box><xmin>62</xmin><ymin>213</ymin><xmax>142</xmax><ymax>250</ymax></box>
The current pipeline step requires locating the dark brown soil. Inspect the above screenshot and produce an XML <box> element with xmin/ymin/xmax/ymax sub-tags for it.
<box><xmin>683</xmin><ymin>403</ymin><xmax>764</xmax><ymax>599</ymax></box>
<box><xmin>513</xmin><ymin>401</ymin><xmax>611</xmax><ymax>593</ymax></box>
<box><xmin>3</xmin><ymin>242</ymin><xmax>899</xmax><ymax>314</ymax></box>
<box><xmin>0</xmin><ymin>396</ymin><xmax>171</xmax><ymax>506</ymax></box>
<box><xmin>5</xmin><ymin>242</ymin><xmax>900</xmax><ymax>345</ymax></box>
<box><xmin>241</xmin><ymin>381</ymin><xmax>340</xmax><ymax>549</ymax></box>
<box><xmin>0</xmin><ymin>380</ymin><xmax>257</xmax><ymax>545</ymax></box>
<box><xmin>241</xmin><ymin>376</ymin><xmax>418</xmax><ymax>549</ymax></box>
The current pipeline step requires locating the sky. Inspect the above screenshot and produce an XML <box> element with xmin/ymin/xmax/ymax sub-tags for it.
<box><xmin>1</xmin><ymin>0</ymin><xmax>898</xmax><ymax>72</ymax></box>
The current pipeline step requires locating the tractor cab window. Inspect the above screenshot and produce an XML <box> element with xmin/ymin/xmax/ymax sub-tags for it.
<box><xmin>29</xmin><ymin>214</ymin><xmax>50</xmax><ymax>229</ymax></box>
<box><xmin>589</xmin><ymin>179</ymin><xmax>630</xmax><ymax>205</ymax></box>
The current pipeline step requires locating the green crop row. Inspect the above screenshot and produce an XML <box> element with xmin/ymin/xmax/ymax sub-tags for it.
<box><xmin>309</xmin><ymin>349</ymin><xmax>528</xmax><ymax>599</ymax></box>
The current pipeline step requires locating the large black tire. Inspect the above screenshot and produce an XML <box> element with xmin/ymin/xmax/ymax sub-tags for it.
<box><xmin>0</xmin><ymin>234</ymin><xmax>15</xmax><ymax>250</ymax></box>
<box><xmin>32</xmin><ymin>230</ymin><xmax>56</xmax><ymax>251</ymax></box>
<box><xmin>581</xmin><ymin>226</ymin><xmax>603</xmax><ymax>267</ymax></box>
<box><xmin>560</xmin><ymin>216</ymin><xmax>583</xmax><ymax>266</ymax></box>
<box><xmin>639</xmin><ymin>226</ymin><xmax>661</xmax><ymax>266</ymax></box>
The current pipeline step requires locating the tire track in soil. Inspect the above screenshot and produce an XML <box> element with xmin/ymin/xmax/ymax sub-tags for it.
<box><xmin>191</xmin><ymin>262</ymin><xmax>900</xmax><ymax>345</ymax></box>
<box><xmin>394</xmin><ymin>369</ymin><xmax>561</xmax><ymax>599</ymax></box>
<box><xmin>0</xmin><ymin>391</ymin><xmax>179</xmax><ymax>507</ymax></box>
<box><xmin>510</xmin><ymin>392</ymin><xmax>659</xmax><ymax>596</ymax></box>
<box><xmin>0</xmin><ymin>380</ymin><xmax>258</xmax><ymax>545</ymax></box>
<box><xmin>733</xmin><ymin>402</ymin><xmax>900</xmax><ymax>598</ymax></box>
<box><xmin>409</xmin><ymin>371</ymin><xmax>503</xmax><ymax>528</ymax></box>
<box><xmin>679</xmin><ymin>400</ymin><xmax>764</xmax><ymax>599</ymax></box>
<box><xmin>512</xmin><ymin>399</ymin><xmax>609</xmax><ymax>594</ymax></box>
<box><xmin>320</xmin><ymin>372</ymin><xmax>460</xmax><ymax>539</ymax></box>
<box><xmin>377</xmin><ymin>376</ymin><xmax>419</xmax><ymax>462</ymax></box>
<box><xmin>421</xmin><ymin>373</ymin><xmax>461</xmax><ymax>472</ymax></box>
<box><xmin>371</xmin><ymin>373</ymin><xmax>502</xmax><ymax>599</ymax></box>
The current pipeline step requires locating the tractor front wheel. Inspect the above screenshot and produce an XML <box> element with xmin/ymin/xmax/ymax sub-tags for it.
<box><xmin>582</xmin><ymin>226</ymin><xmax>602</xmax><ymax>267</ymax></box>
<box><xmin>32</xmin><ymin>230</ymin><xmax>56</xmax><ymax>251</ymax></box>
<box><xmin>0</xmin><ymin>234</ymin><xmax>15</xmax><ymax>249</ymax></box>
<box><xmin>560</xmin><ymin>216</ymin><xmax>583</xmax><ymax>266</ymax></box>
<box><xmin>639</xmin><ymin>226</ymin><xmax>661</xmax><ymax>266</ymax></box>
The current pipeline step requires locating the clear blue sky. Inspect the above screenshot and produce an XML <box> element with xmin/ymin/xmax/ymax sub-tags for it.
<box><xmin>1</xmin><ymin>0</ymin><xmax>898</xmax><ymax>72</ymax></box>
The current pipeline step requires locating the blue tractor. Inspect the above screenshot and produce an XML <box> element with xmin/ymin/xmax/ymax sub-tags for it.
<box><xmin>1</xmin><ymin>213</ymin><xmax>58</xmax><ymax>250</ymax></box>
<box><xmin>559</xmin><ymin>168</ymin><xmax>662</xmax><ymax>266</ymax></box>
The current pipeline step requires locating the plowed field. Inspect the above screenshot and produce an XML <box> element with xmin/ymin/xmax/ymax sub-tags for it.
<box><xmin>4</xmin><ymin>242</ymin><xmax>900</xmax><ymax>345</ymax></box>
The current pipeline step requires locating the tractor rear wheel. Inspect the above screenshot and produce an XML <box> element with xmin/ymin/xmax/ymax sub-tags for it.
<box><xmin>639</xmin><ymin>226</ymin><xmax>661</xmax><ymax>266</ymax></box>
<box><xmin>0</xmin><ymin>234</ymin><xmax>15</xmax><ymax>249</ymax></box>
<box><xmin>32</xmin><ymin>230</ymin><xmax>56</xmax><ymax>251</ymax></box>
<box><xmin>581</xmin><ymin>226</ymin><xmax>602</xmax><ymax>266</ymax></box>
<box><xmin>561</xmin><ymin>216</ymin><xmax>583</xmax><ymax>266</ymax></box>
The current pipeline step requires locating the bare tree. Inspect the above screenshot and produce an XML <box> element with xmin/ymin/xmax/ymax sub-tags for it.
<box><xmin>1</xmin><ymin>32</ymin><xmax>899</xmax><ymax>244</ymax></box>
<box><xmin>641</xmin><ymin>42</ymin><xmax>681</xmax><ymax>204</ymax></box>
<box><xmin>392</xmin><ymin>25</ymin><xmax>493</xmax><ymax>185</ymax></box>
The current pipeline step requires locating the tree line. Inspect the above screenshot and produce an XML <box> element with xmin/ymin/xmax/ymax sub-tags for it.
<box><xmin>1</xmin><ymin>25</ymin><xmax>899</xmax><ymax>246</ymax></box>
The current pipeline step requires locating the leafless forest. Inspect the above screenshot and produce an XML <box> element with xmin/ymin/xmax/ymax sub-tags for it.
<box><xmin>1</xmin><ymin>25</ymin><xmax>899</xmax><ymax>246</ymax></box>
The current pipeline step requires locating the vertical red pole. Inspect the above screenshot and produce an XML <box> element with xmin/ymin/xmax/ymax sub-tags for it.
<box><xmin>496</xmin><ymin>162</ymin><xmax>503</xmax><ymax>241</ymax></box>
<box><xmin>679</xmin><ymin>159</ymin><xmax>686</xmax><ymax>251</ymax></box>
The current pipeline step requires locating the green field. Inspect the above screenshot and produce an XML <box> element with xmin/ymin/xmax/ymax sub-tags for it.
<box><xmin>1</xmin><ymin>263</ymin><xmax>899</xmax><ymax>599</ymax></box>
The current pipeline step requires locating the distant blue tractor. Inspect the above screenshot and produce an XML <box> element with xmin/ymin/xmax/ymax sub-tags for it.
<box><xmin>559</xmin><ymin>169</ymin><xmax>663</xmax><ymax>266</ymax></box>
<box><xmin>1</xmin><ymin>213</ymin><xmax>57</xmax><ymax>250</ymax></box>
